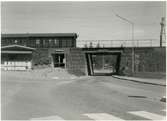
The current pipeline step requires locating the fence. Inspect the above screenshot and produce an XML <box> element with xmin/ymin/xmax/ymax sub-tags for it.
<box><xmin>1</xmin><ymin>61</ymin><xmax>32</xmax><ymax>71</ymax></box>
<box><xmin>77</xmin><ymin>39</ymin><xmax>165</xmax><ymax>48</ymax></box>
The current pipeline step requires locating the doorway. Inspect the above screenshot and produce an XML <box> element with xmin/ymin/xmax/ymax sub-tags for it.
<box><xmin>52</xmin><ymin>53</ymin><xmax>65</xmax><ymax>68</ymax></box>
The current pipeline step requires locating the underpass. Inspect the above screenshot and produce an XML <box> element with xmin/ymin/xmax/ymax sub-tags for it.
<box><xmin>85</xmin><ymin>49</ymin><xmax>122</xmax><ymax>76</ymax></box>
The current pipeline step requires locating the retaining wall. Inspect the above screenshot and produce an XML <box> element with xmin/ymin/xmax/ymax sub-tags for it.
<box><xmin>31</xmin><ymin>47</ymin><xmax>166</xmax><ymax>77</ymax></box>
<box><xmin>120</xmin><ymin>47</ymin><xmax>166</xmax><ymax>77</ymax></box>
<box><xmin>66</xmin><ymin>48</ymin><xmax>88</xmax><ymax>76</ymax></box>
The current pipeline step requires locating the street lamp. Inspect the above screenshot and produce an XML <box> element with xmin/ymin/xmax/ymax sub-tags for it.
<box><xmin>115</xmin><ymin>13</ymin><xmax>135</xmax><ymax>74</ymax></box>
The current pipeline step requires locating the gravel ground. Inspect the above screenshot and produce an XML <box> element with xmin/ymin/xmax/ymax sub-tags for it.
<box><xmin>1</xmin><ymin>68</ymin><xmax>87</xmax><ymax>82</ymax></box>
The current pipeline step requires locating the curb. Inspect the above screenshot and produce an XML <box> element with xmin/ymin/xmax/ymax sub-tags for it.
<box><xmin>112</xmin><ymin>75</ymin><xmax>166</xmax><ymax>86</ymax></box>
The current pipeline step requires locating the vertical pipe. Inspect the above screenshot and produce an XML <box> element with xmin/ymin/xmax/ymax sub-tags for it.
<box><xmin>116</xmin><ymin>53</ymin><xmax>121</xmax><ymax>74</ymax></box>
<box><xmin>103</xmin><ymin>54</ymin><xmax>105</xmax><ymax>70</ymax></box>
<box><xmin>88</xmin><ymin>54</ymin><xmax>93</xmax><ymax>75</ymax></box>
<box><xmin>132</xmin><ymin>23</ymin><xmax>135</xmax><ymax>74</ymax></box>
<box><xmin>90</xmin><ymin>54</ymin><xmax>94</xmax><ymax>75</ymax></box>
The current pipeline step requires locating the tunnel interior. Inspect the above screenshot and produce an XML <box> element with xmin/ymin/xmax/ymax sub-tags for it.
<box><xmin>86</xmin><ymin>52</ymin><xmax>121</xmax><ymax>76</ymax></box>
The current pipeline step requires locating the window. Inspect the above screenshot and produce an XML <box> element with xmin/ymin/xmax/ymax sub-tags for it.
<box><xmin>43</xmin><ymin>39</ymin><xmax>45</xmax><ymax>46</ymax></box>
<box><xmin>54</xmin><ymin>39</ymin><xmax>57</xmax><ymax>44</ymax></box>
<box><xmin>48</xmin><ymin>39</ymin><xmax>53</xmax><ymax>47</ymax></box>
<box><xmin>36</xmin><ymin>39</ymin><xmax>40</xmax><ymax>44</ymax></box>
<box><xmin>67</xmin><ymin>39</ymin><xmax>72</xmax><ymax>47</ymax></box>
<box><xmin>49</xmin><ymin>39</ymin><xmax>52</xmax><ymax>43</ymax></box>
<box><xmin>62</xmin><ymin>39</ymin><xmax>67</xmax><ymax>47</ymax></box>
<box><xmin>14</xmin><ymin>40</ymin><xmax>18</xmax><ymax>44</ymax></box>
<box><xmin>54</xmin><ymin>39</ymin><xmax>59</xmax><ymax>47</ymax></box>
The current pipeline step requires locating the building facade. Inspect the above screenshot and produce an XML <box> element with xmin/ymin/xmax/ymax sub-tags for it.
<box><xmin>1</xmin><ymin>33</ymin><xmax>78</xmax><ymax>70</ymax></box>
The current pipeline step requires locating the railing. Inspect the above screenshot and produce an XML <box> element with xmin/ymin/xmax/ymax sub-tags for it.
<box><xmin>77</xmin><ymin>39</ymin><xmax>166</xmax><ymax>48</ymax></box>
<box><xmin>1</xmin><ymin>61</ymin><xmax>32</xmax><ymax>71</ymax></box>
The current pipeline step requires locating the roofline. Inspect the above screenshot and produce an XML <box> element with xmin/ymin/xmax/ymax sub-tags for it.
<box><xmin>1</xmin><ymin>33</ymin><xmax>78</xmax><ymax>38</ymax></box>
<box><xmin>1</xmin><ymin>44</ymin><xmax>36</xmax><ymax>50</ymax></box>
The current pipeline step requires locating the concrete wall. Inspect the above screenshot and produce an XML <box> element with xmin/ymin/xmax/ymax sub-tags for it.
<box><xmin>31</xmin><ymin>48</ymin><xmax>88</xmax><ymax>76</ymax></box>
<box><xmin>31</xmin><ymin>47</ymin><xmax>165</xmax><ymax>77</ymax></box>
<box><xmin>66</xmin><ymin>48</ymin><xmax>87</xmax><ymax>76</ymax></box>
<box><xmin>119</xmin><ymin>47</ymin><xmax>166</xmax><ymax>77</ymax></box>
<box><xmin>71</xmin><ymin>47</ymin><xmax>165</xmax><ymax>77</ymax></box>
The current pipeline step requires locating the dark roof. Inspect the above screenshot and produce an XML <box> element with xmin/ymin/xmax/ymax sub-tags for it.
<box><xmin>1</xmin><ymin>33</ymin><xmax>78</xmax><ymax>38</ymax></box>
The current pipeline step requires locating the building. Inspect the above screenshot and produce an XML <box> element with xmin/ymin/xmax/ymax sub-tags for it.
<box><xmin>1</xmin><ymin>33</ymin><xmax>165</xmax><ymax>77</ymax></box>
<box><xmin>1</xmin><ymin>33</ymin><xmax>77</xmax><ymax>70</ymax></box>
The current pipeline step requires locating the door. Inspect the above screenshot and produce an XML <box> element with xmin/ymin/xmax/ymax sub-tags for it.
<box><xmin>53</xmin><ymin>53</ymin><xmax>65</xmax><ymax>68</ymax></box>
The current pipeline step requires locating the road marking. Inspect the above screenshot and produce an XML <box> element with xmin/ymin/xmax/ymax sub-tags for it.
<box><xmin>83</xmin><ymin>113</ymin><xmax>124</xmax><ymax>121</ymax></box>
<box><xmin>128</xmin><ymin>111</ymin><xmax>165</xmax><ymax>120</ymax></box>
<box><xmin>30</xmin><ymin>115</ymin><xmax>65</xmax><ymax>120</ymax></box>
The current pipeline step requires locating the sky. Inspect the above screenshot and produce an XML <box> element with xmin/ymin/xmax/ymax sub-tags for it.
<box><xmin>1</xmin><ymin>1</ymin><xmax>166</xmax><ymax>40</ymax></box>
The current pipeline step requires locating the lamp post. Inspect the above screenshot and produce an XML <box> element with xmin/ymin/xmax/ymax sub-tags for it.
<box><xmin>160</xmin><ymin>17</ymin><xmax>165</xmax><ymax>47</ymax></box>
<box><xmin>115</xmin><ymin>14</ymin><xmax>135</xmax><ymax>74</ymax></box>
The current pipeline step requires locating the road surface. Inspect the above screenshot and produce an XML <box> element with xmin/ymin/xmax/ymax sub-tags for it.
<box><xmin>1</xmin><ymin>71</ymin><xmax>166</xmax><ymax>120</ymax></box>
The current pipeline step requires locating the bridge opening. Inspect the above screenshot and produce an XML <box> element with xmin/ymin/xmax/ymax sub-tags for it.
<box><xmin>86</xmin><ymin>52</ymin><xmax>121</xmax><ymax>76</ymax></box>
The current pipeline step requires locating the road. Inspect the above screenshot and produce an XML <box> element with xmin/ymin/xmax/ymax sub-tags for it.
<box><xmin>1</xmin><ymin>71</ymin><xmax>166</xmax><ymax>120</ymax></box>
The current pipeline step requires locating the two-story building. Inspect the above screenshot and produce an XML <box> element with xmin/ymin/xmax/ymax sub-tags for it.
<box><xmin>1</xmin><ymin>33</ymin><xmax>78</xmax><ymax>70</ymax></box>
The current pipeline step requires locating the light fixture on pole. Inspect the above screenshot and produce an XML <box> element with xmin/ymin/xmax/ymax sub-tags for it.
<box><xmin>115</xmin><ymin>13</ymin><xmax>135</xmax><ymax>74</ymax></box>
<box><xmin>160</xmin><ymin>17</ymin><xmax>165</xmax><ymax>47</ymax></box>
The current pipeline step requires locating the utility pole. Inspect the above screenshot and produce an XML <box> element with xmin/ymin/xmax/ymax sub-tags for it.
<box><xmin>160</xmin><ymin>17</ymin><xmax>166</xmax><ymax>47</ymax></box>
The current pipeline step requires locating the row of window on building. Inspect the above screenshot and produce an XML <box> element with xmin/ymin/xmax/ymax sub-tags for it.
<box><xmin>35</xmin><ymin>39</ymin><xmax>58</xmax><ymax>44</ymax></box>
<box><xmin>2</xmin><ymin>38</ymin><xmax>75</xmax><ymax>48</ymax></box>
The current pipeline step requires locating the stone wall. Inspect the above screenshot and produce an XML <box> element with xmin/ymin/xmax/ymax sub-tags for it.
<box><xmin>119</xmin><ymin>47</ymin><xmax>166</xmax><ymax>76</ymax></box>
<box><xmin>66</xmin><ymin>48</ymin><xmax>87</xmax><ymax>76</ymax></box>
<box><xmin>65</xmin><ymin>47</ymin><xmax>166</xmax><ymax>76</ymax></box>
<box><xmin>32</xmin><ymin>48</ymin><xmax>50</xmax><ymax>67</ymax></box>
<box><xmin>31</xmin><ymin>47</ymin><xmax>165</xmax><ymax>77</ymax></box>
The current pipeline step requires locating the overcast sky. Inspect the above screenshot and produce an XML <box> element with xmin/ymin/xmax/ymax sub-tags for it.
<box><xmin>1</xmin><ymin>1</ymin><xmax>166</xmax><ymax>40</ymax></box>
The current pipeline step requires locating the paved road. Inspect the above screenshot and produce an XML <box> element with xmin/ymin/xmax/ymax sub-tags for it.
<box><xmin>1</xmin><ymin>72</ymin><xmax>166</xmax><ymax>120</ymax></box>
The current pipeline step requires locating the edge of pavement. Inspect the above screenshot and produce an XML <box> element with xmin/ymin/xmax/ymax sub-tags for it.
<box><xmin>112</xmin><ymin>75</ymin><xmax>166</xmax><ymax>87</ymax></box>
